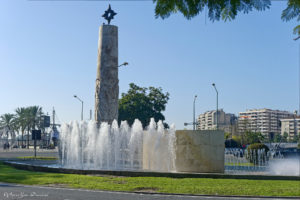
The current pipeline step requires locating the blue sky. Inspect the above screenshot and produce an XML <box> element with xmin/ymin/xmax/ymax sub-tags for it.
<box><xmin>0</xmin><ymin>1</ymin><xmax>299</xmax><ymax>129</ymax></box>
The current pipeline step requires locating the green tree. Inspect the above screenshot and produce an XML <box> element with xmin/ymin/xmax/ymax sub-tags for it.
<box><xmin>25</xmin><ymin>106</ymin><xmax>43</xmax><ymax>148</ymax></box>
<box><xmin>292</xmin><ymin>134</ymin><xmax>299</xmax><ymax>143</ymax></box>
<box><xmin>15</xmin><ymin>107</ymin><xmax>28</xmax><ymax>147</ymax></box>
<box><xmin>0</xmin><ymin>113</ymin><xmax>16</xmax><ymax>141</ymax></box>
<box><xmin>153</xmin><ymin>0</ymin><xmax>300</xmax><ymax>38</ymax></box>
<box><xmin>224</xmin><ymin>132</ymin><xmax>231</xmax><ymax>140</ymax></box>
<box><xmin>242</xmin><ymin>131</ymin><xmax>264</xmax><ymax>145</ymax></box>
<box><xmin>15</xmin><ymin>106</ymin><xmax>43</xmax><ymax>148</ymax></box>
<box><xmin>283</xmin><ymin>132</ymin><xmax>288</xmax><ymax>142</ymax></box>
<box><xmin>118</xmin><ymin>83</ymin><xmax>169</xmax><ymax>128</ymax></box>
<box><xmin>293</xmin><ymin>25</ymin><xmax>300</xmax><ymax>40</ymax></box>
<box><xmin>274</xmin><ymin>134</ymin><xmax>283</xmax><ymax>143</ymax></box>
<box><xmin>247</xmin><ymin>143</ymin><xmax>269</xmax><ymax>165</ymax></box>
<box><xmin>232</xmin><ymin>135</ymin><xmax>242</xmax><ymax>146</ymax></box>
<box><xmin>26</xmin><ymin>106</ymin><xmax>43</xmax><ymax>130</ymax></box>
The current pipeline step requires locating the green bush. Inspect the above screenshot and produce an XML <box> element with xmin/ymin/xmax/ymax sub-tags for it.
<box><xmin>246</xmin><ymin>143</ymin><xmax>269</xmax><ymax>165</ymax></box>
<box><xmin>247</xmin><ymin>143</ymin><xmax>269</xmax><ymax>151</ymax></box>
<box><xmin>242</xmin><ymin>131</ymin><xmax>264</xmax><ymax>145</ymax></box>
<box><xmin>225</xmin><ymin>139</ymin><xmax>239</xmax><ymax>148</ymax></box>
<box><xmin>232</xmin><ymin>135</ymin><xmax>242</xmax><ymax>146</ymax></box>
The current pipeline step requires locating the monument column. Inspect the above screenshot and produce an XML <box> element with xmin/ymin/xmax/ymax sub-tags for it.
<box><xmin>95</xmin><ymin>6</ymin><xmax>118</xmax><ymax>125</ymax></box>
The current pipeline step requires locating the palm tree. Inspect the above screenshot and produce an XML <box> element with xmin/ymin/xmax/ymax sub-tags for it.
<box><xmin>0</xmin><ymin>113</ymin><xmax>16</xmax><ymax>141</ymax></box>
<box><xmin>25</xmin><ymin>106</ymin><xmax>43</xmax><ymax>148</ymax></box>
<box><xmin>28</xmin><ymin>106</ymin><xmax>43</xmax><ymax>129</ymax></box>
<box><xmin>15</xmin><ymin>106</ymin><xmax>44</xmax><ymax>148</ymax></box>
<box><xmin>15</xmin><ymin>107</ymin><xmax>28</xmax><ymax>147</ymax></box>
<box><xmin>293</xmin><ymin>25</ymin><xmax>300</xmax><ymax>40</ymax></box>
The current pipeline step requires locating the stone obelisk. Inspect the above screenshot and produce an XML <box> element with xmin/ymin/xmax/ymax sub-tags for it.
<box><xmin>95</xmin><ymin>5</ymin><xmax>118</xmax><ymax>125</ymax></box>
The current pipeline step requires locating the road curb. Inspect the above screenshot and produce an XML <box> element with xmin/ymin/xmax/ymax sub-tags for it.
<box><xmin>1</xmin><ymin>182</ymin><xmax>299</xmax><ymax>199</ymax></box>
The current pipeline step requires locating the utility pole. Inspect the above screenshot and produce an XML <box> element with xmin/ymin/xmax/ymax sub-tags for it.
<box><xmin>193</xmin><ymin>95</ymin><xmax>197</xmax><ymax>130</ymax></box>
<box><xmin>53</xmin><ymin>108</ymin><xmax>55</xmax><ymax>127</ymax></box>
<box><xmin>212</xmin><ymin>83</ymin><xmax>219</xmax><ymax>130</ymax></box>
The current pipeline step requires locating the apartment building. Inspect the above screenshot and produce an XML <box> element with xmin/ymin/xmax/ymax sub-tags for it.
<box><xmin>197</xmin><ymin>109</ymin><xmax>237</xmax><ymax>134</ymax></box>
<box><xmin>238</xmin><ymin>108</ymin><xmax>294</xmax><ymax>138</ymax></box>
<box><xmin>280</xmin><ymin>117</ymin><xmax>300</xmax><ymax>141</ymax></box>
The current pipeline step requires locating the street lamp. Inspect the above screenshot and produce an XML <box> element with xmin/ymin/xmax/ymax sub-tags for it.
<box><xmin>184</xmin><ymin>121</ymin><xmax>199</xmax><ymax>128</ymax></box>
<box><xmin>118</xmin><ymin>62</ymin><xmax>129</xmax><ymax>67</ymax></box>
<box><xmin>74</xmin><ymin>95</ymin><xmax>83</xmax><ymax>121</ymax></box>
<box><xmin>212</xmin><ymin>83</ymin><xmax>218</xmax><ymax>130</ymax></box>
<box><xmin>193</xmin><ymin>95</ymin><xmax>197</xmax><ymax>131</ymax></box>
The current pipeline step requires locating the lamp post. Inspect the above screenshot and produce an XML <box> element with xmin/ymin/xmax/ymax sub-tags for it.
<box><xmin>212</xmin><ymin>83</ymin><xmax>218</xmax><ymax>130</ymax></box>
<box><xmin>74</xmin><ymin>95</ymin><xmax>83</xmax><ymax>121</ymax></box>
<box><xmin>193</xmin><ymin>95</ymin><xmax>197</xmax><ymax>130</ymax></box>
<box><xmin>184</xmin><ymin>121</ymin><xmax>198</xmax><ymax>127</ymax></box>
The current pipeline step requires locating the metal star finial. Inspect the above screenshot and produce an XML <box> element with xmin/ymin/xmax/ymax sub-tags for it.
<box><xmin>102</xmin><ymin>4</ymin><xmax>117</xmax><ymax>25</ymax></box>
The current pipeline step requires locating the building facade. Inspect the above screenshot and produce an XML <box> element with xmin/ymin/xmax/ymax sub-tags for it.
<box><xmin>238</xmin><ymin>109</ymin><xmax>294</xmax><ymax>138</ymax></box>
<box><xmin>280</xmin><ymin>117</ymin><xmax>300</xmax><ymax>141</ymax></box>
<box><xmin>197</xmin><ymin>109</ymin><xmax>237</xmax><ymax>134</ymax></box>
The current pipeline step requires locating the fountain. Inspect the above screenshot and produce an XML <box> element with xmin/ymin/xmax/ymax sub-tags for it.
<box><xmin>58</xmin><ymin>119</ymin><xmax>225</xmax><ymax>173</ymax></box>
<box><xmin>60</xmin><ymin>118</ymin><xmax>176</xmax><ymax>172</ymax></box>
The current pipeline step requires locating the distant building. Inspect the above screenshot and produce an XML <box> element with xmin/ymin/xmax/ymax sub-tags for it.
<box><xmin>197</xmin><ymin>109</ymin><xmax>237</xmax><ymax>134</ymax></box>
<box><xmin>238</xmin><ymin>108</ymin><xmax>294</xmax><ymax>138</ymax></box>
<box><xmin>280</xmin><ymin>116</ymin><xmax>300</xmax><ymax>141</ymax></box>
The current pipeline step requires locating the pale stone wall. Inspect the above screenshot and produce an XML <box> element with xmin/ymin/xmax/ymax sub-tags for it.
<box><xmin>175</xmin><ymin>130</ymin><xmax>224</xmax><ymax>173</ymax></box>
<box><xmin>95</xmin><ymin>25</ymin><xmax>119</xmax><ymax>125</ymax></box>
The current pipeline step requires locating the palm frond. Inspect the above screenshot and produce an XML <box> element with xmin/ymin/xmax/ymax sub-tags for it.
<box><xmin>293</xmin><ymin>25</ymin><xmax>300</xmax><ymax>35</ymax></box>
<box><xmin>281</xmin><ymin>0</ymin><xmax>300</xmax><ymax>22</ymax></box>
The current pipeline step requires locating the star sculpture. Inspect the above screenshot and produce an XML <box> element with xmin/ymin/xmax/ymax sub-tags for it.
<box><xmin>102</xmin><ymin>4</ymin><xmax>117</xmax><ymax>25</ymax></box>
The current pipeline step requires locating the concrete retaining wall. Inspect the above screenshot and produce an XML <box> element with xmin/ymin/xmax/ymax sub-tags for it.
<box><xmin>175</xmin><ymin>130</ymin><xmax>225</xmax><ymax>173</ymax></box>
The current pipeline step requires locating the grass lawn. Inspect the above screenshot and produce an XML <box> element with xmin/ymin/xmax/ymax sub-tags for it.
<box><xmin>0</xmin><ymin>162</ymin><xmax>299</xmax><ymax>197</ymax></box>
<box><xmin>16</xmin><ymin>156</ymin><xmax>58</xmax><ymax>160</ymax></box>
<box><xmin>225</xmin><ymin>162</ymin><xmax>254</xmax><ymax>166</ymax></box>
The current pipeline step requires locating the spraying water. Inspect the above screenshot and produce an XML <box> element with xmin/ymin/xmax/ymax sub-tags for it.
<box><xmin>269</xmin><ymin>159</ymin><xmax>300</xmax><ymax>176</ymax></box>
<box><xmin>225</xmin><ymin>148</ymin><xmax>300</xmax><ymax>175</ymax></box>
<box><xmin>60</xmin><ymin>118</ymin><xmax>176</xmax><ymax>172</ymax></box>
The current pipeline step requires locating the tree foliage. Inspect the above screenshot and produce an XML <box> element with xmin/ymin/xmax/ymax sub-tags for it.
<box><xmin>246</xmin><ymin>143</ymin><xmax>269</xmax><ymax>165</ymax></box>
<box><xmin>247</xmin><ymin>142</ymin><xmax>269</xmax><ymax>151</ymax></box>
<box><xmin>0</xmin><ymin>113</ymin><xmax>16</xmax><ymax>139</ymax></box>
<box><xmin>153</xmin><ymin>0</ymin><xmax>300</xmax><ymax>38</ymax></box>
<box><xmin>291</xmin><ymin>134</ymin><xmax>299</xmax><ymax>143</ymax></box>
<box><xmin>274</xmin><ymin>132</ymin><xmax>288</xmax><ymax>143</ymax></box>
<box><xmin>225</xmin><ymin>138</ymin><xmax>240</xmax><ymax>148</ymax></box>
<box><xmin>232</xmin><ymin>135</ymin><xmax>242</xmax><ymax>145</ymax></box>
<box><xmin>1</xmin><ymin>106</ymin><xmax>44</xmax><ymax>147</ymax></box>
<box><xmin>118</xmin><ymin>83</ymin><xmax>169</xmax><ymax>128</ymax></box>
<box><xmin>241</xmin><ymin>131</ymin><xmax>264</xmax><ymax>145</ymax></box>
<box><xmin>281</xmin><ymin>0</ymin><xmax>300</xmax><ymax>22</ymax></box>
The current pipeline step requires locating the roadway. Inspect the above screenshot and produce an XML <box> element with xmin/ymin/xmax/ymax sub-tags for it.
<box><xmin>0</xmin><ymin>149</ymin><xmax>58</xmax><ymax>160</ymax></box>
<box><xmin>0</xmin><ymin>183</ymin><xmax>293</xmax><ymax>200</ymax></box>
